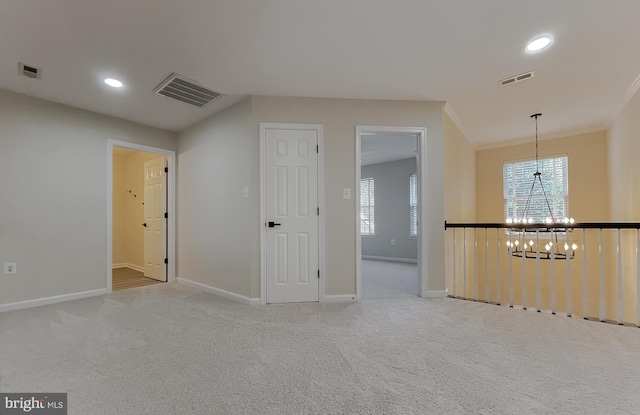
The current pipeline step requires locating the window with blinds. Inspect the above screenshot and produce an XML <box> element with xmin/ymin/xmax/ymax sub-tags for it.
<box><xmin>409</xmin><ymin>173</ymin><xmax>417</xmax><ymax>236</ymax></box>
<box><xmin>360</xmin><ymin>178</ymin><xmax>375</xmax><ymax>235</ymax></box>
<box><xmin>503</xmin><ymin>156</ymin><xmax>568</xmax><ymax>221</ymax></box>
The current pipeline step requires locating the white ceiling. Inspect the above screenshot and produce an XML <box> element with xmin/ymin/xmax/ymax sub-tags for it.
<box><xmin>361</xmin><ymin>134</ymin><xmax>417</xmax><ymax>166</ymax></box>
<box><xmin>1</xmin><ymin>1</ymin><xmax>639</xmax><ymax>144</ymax></box>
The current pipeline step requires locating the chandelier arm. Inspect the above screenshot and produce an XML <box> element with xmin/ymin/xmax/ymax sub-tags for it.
<box><xmin>536</xmin><ymin>173</ymin><xmax>555</xmax><ymax>220</ymax></box>
<box><xmin>520</xmin><ymin>177</ymin><xmax>538</xmax><ymax>220</ymax></box>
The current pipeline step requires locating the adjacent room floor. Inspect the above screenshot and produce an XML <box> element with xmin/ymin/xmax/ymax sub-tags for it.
<box><xmin>2</xmin><ymin>283</ymin><xmax>639</xmax><ymax>414</ymax></box>
<box><xmin>361</xmin><ymin>259</ymin><xmax>418</xmax><ymax>299</ymax></box>
<box><xmin>112</xmin><ymin>267</ymin><xmax>163</xmax><ymax>291</ymax></box>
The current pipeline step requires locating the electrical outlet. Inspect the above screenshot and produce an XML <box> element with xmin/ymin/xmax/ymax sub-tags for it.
<box><xmin>4</xmin><ymin>262</ymin><xmax>17</xmax><ymax>275</ymax></box>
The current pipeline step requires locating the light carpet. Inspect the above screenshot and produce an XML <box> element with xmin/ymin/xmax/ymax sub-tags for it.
<box><xmin>361</xmin><ymin>259</ymin><xmax>418</xmax><ymax>299</ymax></box>
<box><xmin>1</xmin><ymin>283</ymin><xmax>639</xmax><ymax>414</ymax></box>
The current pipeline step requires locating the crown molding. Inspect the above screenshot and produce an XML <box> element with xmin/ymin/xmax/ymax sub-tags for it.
<box><xmin>443</xmin><ymin>102</ymin><xmax>477</xmax><ymax>149</ymax></box>
<box><xmin>475</xmin><ymin>125</ymin><xmax>607</xmax><ymax>151</ymax></box>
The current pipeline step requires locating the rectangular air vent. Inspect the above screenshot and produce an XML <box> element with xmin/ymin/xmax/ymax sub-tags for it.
<box><xmin>499</xmin><ymin>70</ymin><xmax>535</xmax><ymax>86</ymax></box>
<box><xmin>19</xmin><ymin>62</ymin><xmax>40</xmax><ymax>79</ymax></box>
<box><xmin>153</xmin><ymin>73</ymin><xmax>223</xmax><ymax>107</ymax></box>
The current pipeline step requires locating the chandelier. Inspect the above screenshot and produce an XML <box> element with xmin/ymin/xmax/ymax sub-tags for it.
<box><xmin>505</xmin><ymin>113</ymin><xmax>578</xmax><ymax>260</ymax></box>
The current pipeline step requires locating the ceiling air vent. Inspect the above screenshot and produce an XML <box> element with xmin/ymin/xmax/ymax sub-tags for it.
<box><xmin>19</xmin><ymin>62</ymin><xmax>40</xmax><ymax>79</ymax></box>
<box><xmin>153</xmin><ymin>73</ymin><xmax>223</xmax><ymax>108</ymax></box>
<box><xmin>499</xmin><ymin>70</ymin><xmax>535</xmax><ymax>86</ymax></box>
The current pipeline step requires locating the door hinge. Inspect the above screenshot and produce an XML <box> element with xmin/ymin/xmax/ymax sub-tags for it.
<box><xmin>317</xmin><ymin>270</ymin><xmax>320</xmax><ymax>279</ymax></box>
<box><xmin>316</xmin><ymin>145</ymin><xmax>319</xmax><ymax>153</ymax></box>
<box><xmin>317</xmin><ymin>207</ymin><xmax>319</xmax><ymax>215</ymax></box>
<box><xmin>164</xmin><ymin>167</ymin><xmax>168</xmax><ymax>173</ymax></box>
<box><xmin>164</xmin><ymin>258</ymin><xmax>168</xmax><ymax>264</ymax></box>
<box><xmin>164</xmin><ymin>212</ymin><xmax>168</xmax><ymax>219</ymax></box>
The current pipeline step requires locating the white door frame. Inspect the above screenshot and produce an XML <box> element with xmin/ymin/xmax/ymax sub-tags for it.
<box><xmin>106</xmin><ymin>140</ymin><xmax>177</xmax><ymax>292</ymax></box>
<box><xmin>259</xmin><ymin>123</ymin><xmax>325</xmax><ymax>305</ymax></box>
<box><xmin>355</xmin><ymin>126</ymin><xmax>427</xmax><ymax>301</ymax></box>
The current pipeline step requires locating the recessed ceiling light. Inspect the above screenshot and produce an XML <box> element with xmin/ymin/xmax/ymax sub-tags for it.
<box><xmin>526</xmin><ymin>36</ymin><xmax>553</xmax><ymax>53</ymax></box>
<box><xmin>104</xmin><ymin>78</ymin><xmax>123</xmax><ymax>88</ymax></box>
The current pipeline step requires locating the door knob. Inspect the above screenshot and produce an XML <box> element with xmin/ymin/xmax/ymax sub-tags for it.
<box><xmin>142</xmin><ymin>223</ymin><xmax>147</xmax><ymax>227</ymax></box>
<box><xmin>268</xmin><ymin>221</ymin><xmax>281</xmax><ymax>228</ymax></box>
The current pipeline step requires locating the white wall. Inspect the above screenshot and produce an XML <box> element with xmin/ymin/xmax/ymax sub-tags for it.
<box><xmin>0</xmin><ymin>89</ymin><xmax>176</xmax><ymax>306</ymax></box>
<box><xmin>177</xmin><ymin>98</ymin><xmax>258</xmax><ymax>298</ymax></box>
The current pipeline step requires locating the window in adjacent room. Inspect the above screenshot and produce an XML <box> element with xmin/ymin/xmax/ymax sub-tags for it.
<box><xmin>360</xmin><ymin>178</ymin><xmax>375</xmax><ymax>235</ymax></box>
<box><xmin>409</xmin><ymin>173</ymin><xmax>417</xmax><ymax>237</ymax></box>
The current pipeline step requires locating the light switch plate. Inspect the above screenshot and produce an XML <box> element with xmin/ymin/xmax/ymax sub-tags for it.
<box><xmin>243</xmin><ymin>187</ymin><xmax>249</xmax><ymax>199</ymax></box>
<box><xmin>343</xmin><ymin>188</ymin><xmax>351</xmax><ymax>199</ymax></box>
<box><xmin>4</xmin><ymin>262</ymin><xmax>16</xmax><ymax>275</ymax></box>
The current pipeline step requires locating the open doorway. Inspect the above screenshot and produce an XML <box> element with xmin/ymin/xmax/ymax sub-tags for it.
<box><xmin>111</xmin><ymin>146</ymin><xmax>168</xmax><ymax>291</ymax></box>
<box><xmin>356</xmin><ymin>126</ymin><xmax>426</xmax><ymax>300</ymax></box>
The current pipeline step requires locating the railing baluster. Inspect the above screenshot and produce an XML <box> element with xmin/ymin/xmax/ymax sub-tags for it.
<box><xmin>443</xmin><ymin>223</ymin><xmax>640</xmax><ymax>327</ymax></box>
<box><xmin>599</xmin><ymin>228</ymin><xmax>605</xmax><ymax>322</ymax></box>
<box><xmin>551</xmin><ymin>240</ymin><xmax>556</xmax><ymax>315</ymax></box>
<box><xmin>637</xmin><ymin>229</ymin><xmax>640</xmax><ymax>328</ymax></box>
<box><xmin>522</xmin><ymin>234</ymin><xmax>527</xmax><ymax>310</ymax></box>
<box><xmin>452</xmin><ymin>228</ymin><xmax>456</xmax><ymax>298</ymax></box>
<box><xmin>474</xmin><ymin>228</ymin><xmax>478</xmax><ymax>301</ymax></box>
<box><xmin>536</xmin><ymin>229</ymin><xmax>541</xmax><ymax>312</ymax></box>
<box><xmin>485</xmin><ymin>229</ymin><xmax>489</xmax><ymax>303</ymax></box>
<box><xmin>617</xmin><ymin>229</ymin><xmax>623</xmax><ymax>325</ymax></box>
<box><xmin>566</xmin><ymin>230</ymin><xmax>572</xmax><ymax>317</ymax></box>
<box><xmin>508</xmin><ymin>229</ymin><xmax>513</xmax><ymax>308</ymax></box>
<box><xmin>496</xmin><ymin>228</ymin><xmax>501</xmax><ymax>306</ymax></box>
<box><xmin>582</xmin><ymin>229</ymin><xmax>588</xmax><ymax>319</ymax></box>
<box><xmin>463</xmin><ymin>228</ymin><xmax>467</xmax><ymax>300</ymax></box>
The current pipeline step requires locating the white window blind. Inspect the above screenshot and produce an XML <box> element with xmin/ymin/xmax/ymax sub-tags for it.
<box><xmin>360</xmin><ymin>178</ymin><xmax>375</xmax><ymax>235</ymax></box>
<box><xmin>503</xmin><ymin>156</ymin><xmax>568</xmax><ymax>221</ymax></box>
<box><xmin>409</xmin><ymin>173</ymin><xmax>417</xmax><ymax>236</ymax></box>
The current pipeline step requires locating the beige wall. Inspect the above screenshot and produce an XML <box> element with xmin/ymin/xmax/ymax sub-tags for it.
<box><xmin>112</xmin><ymin>153</ymin><xmax>128</xmax><ymax>264</ymax></box>
<box><xmin>443</xmin><ymin>112</ymin><xmax>476</xmax><ymax>295</ymax></box>
<box><xmin>251</xmin><ymin>96</ymin><xmax>446</xmax><ymax>297</ymax></box>
<box><xmin>608</xmin><ymin>87</ymin><xmax>640</xmax><ymax>323</ymax></box>
<box><xmin>177</xmin><ymin>96</ymin><xmax>445</xmax><ymax>300</ymax></box>
<box><xmin>444</xmin><ymin>113</ymin><xmax>476</xmax><ymax>222</ymax></box>
<box><xmin>476</xmin><ymin>130</ymin><xmax>609</xmax><ymax>222</ymax></box>
<box><xmin>470</xmin><ymin>130</ymin><xmax>619</xmax><ymax>319</ymax></box>
<box><xmin>0</xmin><ymin>89</ymin><xmax>176</xmax><ymax>307</ymax></box>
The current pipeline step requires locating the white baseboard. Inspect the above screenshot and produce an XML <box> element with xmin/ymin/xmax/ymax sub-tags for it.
<box><xmin>112</xmin><ymin>263</ymin><xmax>144</xmax><ymax>273</ymax></box>
<box><xmin>177</xmin><ymin>278</ymin><xmax>260</xmax><ymax>305</ymax></box>
<box><xmin>0</xmin><ymin>289</ymin><xmax>107</xmax><ymax>313</ymax></box>
<box><xmin>362</xmin><ymin>255</ymin><xmax>418</xmax><ymax>264</ymax></box>
<box><xmin>424</xmin><ymin>290</ymin><xmax>448</xmax><ymax>298</ymax></box>
<box><xmin>322</xmin><ymin>294</ymin><xmax>357</xmax><ymax>303</ymax></box>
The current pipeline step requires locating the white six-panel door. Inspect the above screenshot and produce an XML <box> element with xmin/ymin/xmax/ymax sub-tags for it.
<box><xmin>265</xmin><ymin>127</ymin><xmax>319</xmax><ymax>303</ymax></box>
<box><xmin>144</xmin><ymin>156</ymin><xmax>167</xmax><ymax>281</ymax></box>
